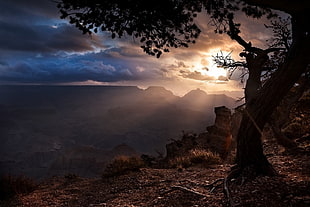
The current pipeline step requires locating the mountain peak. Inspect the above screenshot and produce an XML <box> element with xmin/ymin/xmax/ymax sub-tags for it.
<box><xmin>144</xmin><ymin>86</ymin><xmax>175</xmax><ymax>98</ymax></box>
<box><xmin>182</xmin><ymin>88</ymin><xmax>207</xmax><ymax>99</ymax></box>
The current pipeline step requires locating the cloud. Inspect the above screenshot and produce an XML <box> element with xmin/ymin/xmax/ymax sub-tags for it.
<box><xmin>0</xmin><ymin>54</ymin><xmax>142</xmax><ymax>83</ymax></box>
<box><xmin>0</xmin><ymin>60</ymin><xmax>9</xmax><ymax>66</ymax></box>
<box><xmin>0</xmin><ymin>21</ymin><xmax>106</xmax><ymax>54</ymax></box>
<box><xmin>0</xmin><ymin>0</ymin><xmax>60</xmax><ymax>22</ymax></box>
<box><xmin>179</xmin><ymin>70</ymin><xmax>216</xmax><ymax>81</ymax></box>
<box><xmin>0</xmin><ymin>62</ymin><xmax>50</xmax><ymax>82</ymax></box>
<box><xmin>218</xmin><ymin>75</ymin><xmax>229</xmax><ymax>81</ymax></box>
<box><xmin>165</xmin><ymin>61</ymin><xmax>191</xmax><ymax>71</ymax></box>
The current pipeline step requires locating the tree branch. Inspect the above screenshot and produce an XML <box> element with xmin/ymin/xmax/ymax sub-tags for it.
<box><xmin>264</xmin><ymin>47</ymin><xmax>286</xmax><ymax>53</ymax></box>
<box><xmin>227</xmin><ymin>15</ymin><xmax>263</xmax><ymax>54</ymax></box>
<box><xmin>242</xmin><ymin>0</ymin><xmax>308</xmax><ymax>15</ymax></box>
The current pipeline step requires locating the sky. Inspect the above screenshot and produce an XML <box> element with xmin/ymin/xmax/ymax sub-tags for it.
<box><xmin>0</xmin><ymin>0</ymin><xmax>276</xmax><ymax>96</ymax></box>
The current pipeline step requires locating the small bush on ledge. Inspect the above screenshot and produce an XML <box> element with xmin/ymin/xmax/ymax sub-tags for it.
<box><xmin>169</xmin><ymin>149</ymin><xmax>222</xmax><ymax>169</ymax></box>
<box><xmin>102</xmin><ymin>155</ymin><xmax>145</xmax><ymax>178</ymax></box>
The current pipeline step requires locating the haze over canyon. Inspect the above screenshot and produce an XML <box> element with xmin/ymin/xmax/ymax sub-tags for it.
<box><xmin>0</xmin><ymin>85</ymin><xmax>239</xmax><ymax>179</ymax></box>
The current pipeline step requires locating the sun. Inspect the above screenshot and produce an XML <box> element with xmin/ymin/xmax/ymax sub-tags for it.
<box><xmin>195</xmin><ymin>62</ymin><xmax>227</xmax><ymax>80</ymax></box>
<box><xmin>205</xmin><ymin>64</ymin><xmax>227</xmax><ymax>79</ymax></box>
<box><xmin>192</xmin><ymin>50</ymin><xmax>229</xmax><ymax>80</ymax></box>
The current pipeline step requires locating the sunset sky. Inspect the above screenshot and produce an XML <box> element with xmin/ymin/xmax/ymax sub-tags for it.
<box><xmin>0</xmin><ymin>0</ymin><xmax>276</xmax><ymax>96</ymax></box>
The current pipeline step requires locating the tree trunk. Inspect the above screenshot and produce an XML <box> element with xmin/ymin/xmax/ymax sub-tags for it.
<box><xmin>244</xmin><ymin>52</ymin><xmax>268</xmax><ymax>103</ymax></box>
<box><xmin>236</xmin><ymin>13</ymin><xmax>310</xmax><ymax>175</ymax></box>
<box><xmin>236</xmin><ymin>107</ymin><xmax>276</xmax><ymax>175</ymax></box>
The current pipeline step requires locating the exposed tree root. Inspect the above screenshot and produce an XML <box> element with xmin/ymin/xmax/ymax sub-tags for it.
<box><xmin>161</xmin><ymin>178</ymin><xmax>225</xmax><ymax>200</ymax></box>
<box><xmin>224</xmin><ymin>168</ymin><xmax>242</xmax><ymax>207</ymax></box>
<box><xmin>171</xmin><ymin>185</ymin><xmax>206</xmax><ymax>197</ymax></box>
<box><xmin>205</xmin><ymin>178</ymin><xmax>224</xmax><ymax>193</ymax></box>
<box><xmin>161</xmin><ymin>164</ymin><xmax>277</xmax><ymax>207</ymax></box>
<box><xmin>161</xmin><ymin>185</ymin><xmax>206</xmax><ymax>197</ymax></box>
<box><xmin>183</xmin><ymin>178</ymin><xmax>225</xmax><ymax>193</ymax></box>
<box><xmin>223</xmin><ymin>164</ymin><xmax>278</xmax><ymax>207</ymax></box>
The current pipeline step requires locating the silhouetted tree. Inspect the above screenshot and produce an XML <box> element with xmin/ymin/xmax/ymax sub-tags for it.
<box><xmin>56</xmin><ymin>0</ymin><xmax>310</xmax><ymax>176</ymax></box>
<box><xmin>213</xmin><ymin>17</ymin><xmax>301</xmax><ymax>150</ymax></box>
<box><xmin>216</xmin><ymin>2</ymin><xmax>309</xmax><ymax>175</ymax></box>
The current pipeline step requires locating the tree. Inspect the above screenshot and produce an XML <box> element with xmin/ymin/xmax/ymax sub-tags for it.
<box><xmin>213</xmin><ymin>17</ymin><xmax>298</xmax><ymax>155</ymax></box>
<box><xmin>55</xmin><ymin>0</ymin><xmax>310</xmax><ymax>176</ymax></box>
<box><xmin>222</xmin><ymin>1</ymin><xmax>310</xmax><ymax>175</ymax></box>
<box><xmin>214</xmin><ymin>17</ymin><xmax>309</xmax><ymax>150</ymax></box>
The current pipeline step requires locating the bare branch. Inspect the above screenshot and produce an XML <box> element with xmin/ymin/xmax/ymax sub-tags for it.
<box><xmin>226</xmin><ymin>14</ymin><xmax>263</xmax><ymax>54</ymax></box>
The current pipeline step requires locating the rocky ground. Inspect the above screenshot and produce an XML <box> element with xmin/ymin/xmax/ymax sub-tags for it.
<box><xmin>1</xmin><ymin>136</ymin><xmax>309</xmax><ymax>207</ymax></box>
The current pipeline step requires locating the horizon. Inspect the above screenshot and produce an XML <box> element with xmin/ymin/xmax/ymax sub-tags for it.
<box><xmin>0</xmin><ymin>83</ymin><xmax>244</xmax><ymax>98</ymax></box>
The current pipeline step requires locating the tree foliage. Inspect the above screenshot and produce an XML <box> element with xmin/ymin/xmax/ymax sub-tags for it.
<box><xmin>56</xmin><ymin>0</ymin><xmax>204</xmax><ymax>58</ymax></box>
<box><xmin>55</xmin><ymin>0</ymin><xmax>278</xmax><ymax>58</ymax></box>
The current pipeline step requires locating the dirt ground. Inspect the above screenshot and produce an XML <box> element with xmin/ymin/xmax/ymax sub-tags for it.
<box><xmin>1</xmin><ymin>136</ymin><xmax>309</xmax><ymax>207</ymax></box>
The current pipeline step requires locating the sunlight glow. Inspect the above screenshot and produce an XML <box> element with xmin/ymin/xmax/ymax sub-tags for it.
<box><xmin>192</xmin><ymin>49</ymin><xmax>233</xmax><ymax>80</ymax></box>
<box><xmin>202</xmin><ymin>64</ymin><xmax>227</xmax><ymax>79</ymax></box>
<box><xmin>193</xmin><ymin>59</ymin><xmax>227</xmax><ymax>80</ymax></box>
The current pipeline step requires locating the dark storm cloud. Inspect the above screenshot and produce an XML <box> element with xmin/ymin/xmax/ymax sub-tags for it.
<box><xmin>0</xmin><ymin>21</ymin><xmax>103</xmax><ymax>53</ymax></box>
<box><xmin>0</xmin><ymin>62</ymin><xmax>49</xmax><ymax>82</ymax></box>
<box><xmin>0</xmin><ymin>21</ymin><xmax>42</xmax><ymax>52</ymax></box>
<box><xmin>0</xmin><ymin>0</ymin><xmax>110</xmax><ymax>55</ymax></box>
<box><xmin>0</xmin><ymin>57</ymin><xmax>139</xmax><ymax>83</ymax></box>
<box><xmin>45</xmin><ymin>24</ymin><xmax>103</xmax><ymax>52</ymax></box>
<box><xmin>0</xmin><ymin>0</ymin><xmax>59</xmax><ymax>21</ymax></box>
<box><xmin>0</xmin><ymin>0</ymin><xmax>152</xmax><ymax>84</ymax></box>
<box><xmin>0</xmin><ymin>61</ymin><xmax>8</xmax><ymax>66</ymax></box>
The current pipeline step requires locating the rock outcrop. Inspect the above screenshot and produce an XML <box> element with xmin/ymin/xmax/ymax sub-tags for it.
<box><xmin>166</xmin><ymin>106</ymin><xmax>235</xmax><ymax>160</ymax></box>
<box><xmin>165</xmin><ymin>133</ymin><xmax>198</xmax><ymax>160</ymax></box>
<box><xmin>197</xmin><ymin>106</ymin><xmax>233</xmax><ymax>158</ymax></box>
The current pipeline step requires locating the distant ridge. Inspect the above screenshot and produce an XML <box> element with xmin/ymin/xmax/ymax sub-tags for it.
<box><xmin>144</xmin><ymin>86</ymin><xmax>175</xmax><ymax>96</ymax></box>
<box><xmin>143</xmin><ymin>86</ymin><xmax>178</xmax><ymax>103</ymax></box>
<box><xmin>179</xmin><ymin>88</ymin><xmax>236</xmax><ymax>111</ymax></box>
<box><xmin>182</xmin><ymin>88</ymin><xmax>208</xmax><ymax>99</ymax></box>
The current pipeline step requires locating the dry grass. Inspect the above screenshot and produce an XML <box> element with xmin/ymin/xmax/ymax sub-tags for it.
<box><xmin>169</xmin><ymin>149</ymin><xmax>222</xmax><ymax>169</ymax></box>
<box><xmin>102</xmin><ymin>155</ymin><xmax>145</xmax><ymax>178</ymax></box>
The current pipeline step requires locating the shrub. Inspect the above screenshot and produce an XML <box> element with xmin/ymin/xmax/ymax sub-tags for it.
<box><xmin>0</xmin><ymin>175</ymin><xmax>37</xmax><ymax>200</ymax></box>
<box><xmin>189</xmin><ymin>149</ymin><xmax>222</xmax><ymax>165</ymax></box>
<box><xmin>168</xmin><ymin>156</ymin><xmax>192</xmax><ymax>169</ymax></box>
<box><xmin>102</xmin><ymin>155</ymin><xmax>145</xmax><ymax>178</ymax></box>
<box><xmin>169</xmin><ymin>149</ymin><xmax>222</xmax><ymax>169</ymax></box>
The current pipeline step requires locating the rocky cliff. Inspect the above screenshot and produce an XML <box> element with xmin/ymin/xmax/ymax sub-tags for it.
<box><xmin>166</xmin><ymin>106</ymin><xmax>236</xmax><ymax>160</ymax></box>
